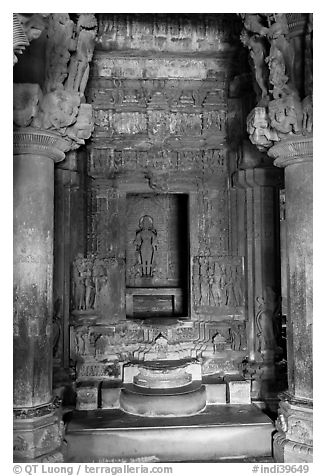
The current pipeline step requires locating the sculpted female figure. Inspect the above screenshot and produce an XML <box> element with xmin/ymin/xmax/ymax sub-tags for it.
<box><xmin>134</xmin><ymin>215</ymin><xmax>158</xmax><ymax>277</ymax></box>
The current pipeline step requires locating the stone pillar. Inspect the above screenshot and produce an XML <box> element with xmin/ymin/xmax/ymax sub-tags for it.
<box><xmin>233</xmin><ymin>166</ymin><xmax>284</xmax><ymax>407</ymax></box>
<box><xmin>13</xmin><ymin>128</ymin><xmax>68</xmax><ymax>462</ymax></box>
<box><xmin>269</xmin><ymin>136</ymin><xmax>313</xmax><ymax>463</ymax></box>
<box><xmin>53</xmin><ymin>151</ymin><xmax>82</xmax><ymax>370</ymax></box>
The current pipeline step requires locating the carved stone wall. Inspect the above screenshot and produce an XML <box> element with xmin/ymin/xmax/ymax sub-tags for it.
<box><xmin>69</xmin><ymin>14</ymin><xmax>250</xmax><ymax>380</ymax></box>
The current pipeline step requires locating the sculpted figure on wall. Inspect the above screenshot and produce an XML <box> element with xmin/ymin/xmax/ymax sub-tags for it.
<box><xmin>229</xmin><ymin>323</ymin><xmax>247</xmax><ymax>351</ymax></box>
<box><xmin>71</xmin><ymin>254</ymin><xmax>112</xmax><ymax>313</ymax></box>
<box><xmin>66</xmin><ymin>14</ymin><xmax>98</xmax><ymax>94</ymax></box>
<box><xmin>92</xmin><ymin>258</ymin><xmax>108</xmax><ymax>309</ymax></box>
<box><xmin>256</xmin><ymin>287</ymin><xmax>280</xmax><ymax>354</ymax></box>
<box><xmin>240</xmin><ymin>27</ymin><xmax>269</xmax><ymax>105</ymax></box>
<box><xmin>193</xmin><ymin>257</ymin><xmax>244</xmax><ymax>312</ymax></box>
<box><xmin>84</xmin><ymin>255</ymin><xmax>95</xmax><ymax>310</ymax></box>
<box><xmin>72</xmin><ymin>254</ymin><xmax>87</xmax><ymax>310</ymax></box>
<box><xmin>133</xmin><ymin>215</ymin><xmax>158</xmax><ymax>278</ymax></box>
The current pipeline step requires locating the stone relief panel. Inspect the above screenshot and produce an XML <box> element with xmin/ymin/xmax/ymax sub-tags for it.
<box><xmin>87</xmin><ymin>75</ymin><xmax>229</xmax><ymax>150</ymax></box>
<box><xmin>87</xmin><ymin>187</ymin><xmax>124</xmax><ymax>258</ymax></box>
<box><xmin>192</xmin><ymin>256</ymin><xmax>244</xmax><ymax>317</ymax></box>
<box><xmin>197</xmin><ymin>190</ymin><xmax>230</xmax><ymax>255</ymax></box>
<box><xmin>70</xmin><ymin>319</ymin><xmax>248</xmax><ymax>381</ymax></box>
<box><xmin>88</xmin><ymin>147</ymin><xmax>228</xmax><ymax>180</ymax></box>
<box><xmin>71</xmin><ymin>254</ymin><xmax>125</xmax><ymax>322</ymax></box>
<box><xmin>96</xmin><ymin>14</ymin><xmax>242</xmax><ymax>53</ymax></box>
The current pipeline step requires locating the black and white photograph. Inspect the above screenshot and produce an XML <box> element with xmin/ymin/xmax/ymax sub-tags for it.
<box><xmin>8</xmin><ymin>3</ymin><xmax>317</xmax><ymax>472</ymax></box>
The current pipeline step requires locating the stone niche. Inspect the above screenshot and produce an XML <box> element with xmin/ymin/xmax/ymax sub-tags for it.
<box><xmin>70</xmin><ymin>13</ymin><xmax>248</xmax><ymax>385</ymax></box>
<box><xmin>125</xmin><ymin>193</ymin><xmax>189</xmax><ymax>318</ymax></box>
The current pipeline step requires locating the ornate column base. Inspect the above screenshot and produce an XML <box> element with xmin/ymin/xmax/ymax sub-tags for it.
<box><xmin>13</xmin><ymin>402</ymin><xmax>65</xmax><ymax>462</ymax></box>
<box><xmin>273</xmin><ymin>393</ymin><xmax>313</xmax><ymax>463</ymax></box>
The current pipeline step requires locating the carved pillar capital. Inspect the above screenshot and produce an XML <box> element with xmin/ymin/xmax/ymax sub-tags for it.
<box><xmin>13</xmin><ymin>128</ymin><xmax>70</xmax><ymax>163</ymax></box>
<box><xmin>268</xmin><ymin>135</ymin><xmax>313</xmax><ymax>168</ymax></box>
<box><xmin>233</xmin><ymin>167</ymin><xmax>283</xmax><ymax>189</ymax></box>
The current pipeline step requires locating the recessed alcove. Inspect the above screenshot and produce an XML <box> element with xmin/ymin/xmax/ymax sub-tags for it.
<box><xmin>125</xmin><ymin>193</ymin><xmax>189</xmax><ymax>319</ymax></box>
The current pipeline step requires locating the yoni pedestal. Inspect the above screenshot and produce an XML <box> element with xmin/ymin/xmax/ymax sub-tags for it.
<box><xmin>13</xmin><ymin>128</ymin><xmax>69</xmax><ymax>461</ymax></box>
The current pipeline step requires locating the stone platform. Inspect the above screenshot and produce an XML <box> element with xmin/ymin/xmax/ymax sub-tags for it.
<box><xmin>65</xmin><ymin>404</ymin><xmax>274</xmax><ymax>462</ymax></box>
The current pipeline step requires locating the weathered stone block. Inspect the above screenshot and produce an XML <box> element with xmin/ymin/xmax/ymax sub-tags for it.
<box><xmin>13</xmin><ymin>413</ymin><xmax>64</xmax><ymax>461</ymax></box>
<box><xmin>76</xmin><ymin>381</ymin><xmax>99</xmax><ymax>410</ymax></box>
<box><xmin>101</xmin><ymin>384</ymin><xmax>121</xmax><ymax>409</ymax></box>
<box><xmin>205</xmin><ymin>383</ymin><xmax>226</xmax><ymax>404</ymax></box>
<box><xmin>123</xmin><ymin>364</ymin><xmax>140</xmax><ymax>384</ymax></box>
<box><xmin>225</xmin><ymin>377</ymin><xmax>251</xmax><ymax>404</ymax></box>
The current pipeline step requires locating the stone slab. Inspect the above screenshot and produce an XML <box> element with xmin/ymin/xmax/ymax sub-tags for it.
<box><xmin>66</xmin><ymin>404</ymin><xmax>273</xmax><ymax>462</ymax></box>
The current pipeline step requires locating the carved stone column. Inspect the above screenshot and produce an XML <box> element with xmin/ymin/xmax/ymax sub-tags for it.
<box><xmin>53</xmin><ymin>151</ymin><xmax>82</xmax><ymax>370</ymax></box>
<box><xmin>269</xmin><ymin>136</ymin><xmax>313</xmax><ymax>462</ymax></box>
<box><xmin>233</xmin><ymin>166</ymin><xmax>284</xmax><ymax>408</ymax></box>
<box><xmin>13</xmin><ymin>128</ymin><xmax>69</xmax><ymax>461</ymax></box>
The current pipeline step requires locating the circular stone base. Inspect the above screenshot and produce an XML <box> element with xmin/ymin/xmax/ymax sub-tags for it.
<box><xmin>120</xmin><ymin>384</ymin><xmax>206</xmax><ymax>417</ymax></box>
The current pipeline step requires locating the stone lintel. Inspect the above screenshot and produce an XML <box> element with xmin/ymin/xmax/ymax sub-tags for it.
<box><xmin>268</xmin><ymin>135</ymin><xmax>313</xmax><ymax>168</ymax></box>
<box><xmin>233</xmin><ymin>167</ymin><xmax>283</xmax><ymax>189</ymax></box>
<box><xmin>14</xmin><ymin>127</ymin><xmax>69</xmax><ymax>163</ymax></box>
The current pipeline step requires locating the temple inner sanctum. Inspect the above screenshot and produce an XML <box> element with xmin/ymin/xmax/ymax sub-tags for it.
<box><xmin>13</xmin><ymin>12</ymin><xmax>313</xmax><ymax>463</ymax></box>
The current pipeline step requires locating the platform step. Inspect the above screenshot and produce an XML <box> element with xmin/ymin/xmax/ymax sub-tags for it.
<box><xmin>66</xmin><ymin>404</ymin><xmax>274</xmax><ymax>462</ymax></box>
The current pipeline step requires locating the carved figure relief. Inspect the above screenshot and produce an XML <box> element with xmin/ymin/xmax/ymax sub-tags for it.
<box><xmin>14</xmin><ymin>14</ymin><xmax>98</xmax><ymax>153</ymax></box>
<box><xmin>72</xmin><ymin>253</ymin><xmax>87</xmax><ymax>310</ymax></box>
<box><xmin>255</xmin><ymin>287</ymin><xmax>280</xmax><ymax>353</ymax></box>
<box><xmin>240</xmin><ymin>28</ymin><xmax>269</xmax><ymax>105</ymax></box>
<box><xmin>71</xmin><ymin>254</ymin><xmax>114</xmax><ymax>312</ymax></box>
<box><xmin>84</xmin><ymin>255</ymin><xmax>95</xmax><ymax>310</ymax></box>
<box><xmin>66</xmin><ymin>14</ymin><xmax>97</xmax><ymax>94</ymax></box>
<box><xmin>240</xmin><ymin>13</ymin><xmax>313</xmax><ymax>151</ymax></box>
<box><xmin>229</xmin><ymin>323</ymin><xmax>247</xmax><ymax>351</ymax></box>
<box><xmin>193</xmin><ymin>256</ymin><xmax>244</xmax><ymax>313</ymax></box>
<box><xmin>133</xmin><ymin>215</ymin><xmax>158</xmax><ymax>278</ymax></box>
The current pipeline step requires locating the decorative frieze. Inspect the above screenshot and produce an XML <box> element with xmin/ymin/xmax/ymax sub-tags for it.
<box><xmin>88</xmin><ymin>148</ymin><xmax>228</xmax><ymax>178</ymax></box>
<box><xmin>70</xmin><ymin>319</ymin><xmax>248</xmax><ymax>382</ymax></box>
<box><xmin>96</xmin><ymin>14</ymin><xmax>242</xmax><ymax>54</ymax></box>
